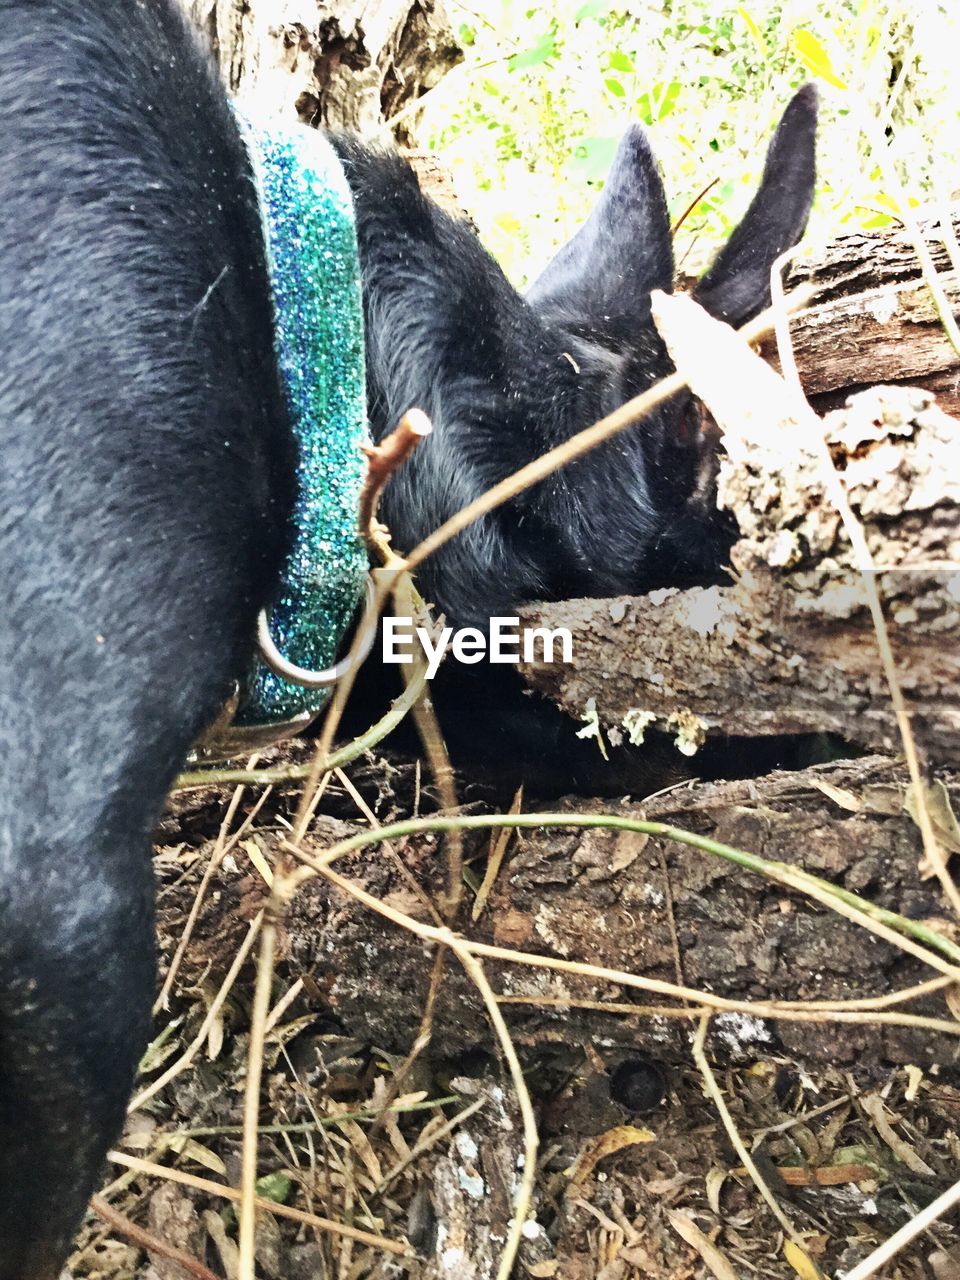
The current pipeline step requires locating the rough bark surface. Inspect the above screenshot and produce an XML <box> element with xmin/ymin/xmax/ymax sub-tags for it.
<box><xmin>161</xmin><ymin>755</ymin><xmax>960</xmax><ymax>1077</ymax></box>
<box><xmin>186</xmin><ymin>0</ymin><xmax>461</xmax><ymax>134</ymax></box>
<box><xmin>776</xmin><ymin>208</ymin><xmax>960</xmax><ymax>417</ymax></box>
<box><xmin>519</xmin><ymin>386</ymin><xmax>960</xmax><ymax>763</ymax></box>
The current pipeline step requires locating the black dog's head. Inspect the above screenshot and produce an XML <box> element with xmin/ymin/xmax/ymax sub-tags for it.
<box><xmin>334</xmin><ymin>86</ymin><xmax>817</xmax><ymax>627</ymax></box>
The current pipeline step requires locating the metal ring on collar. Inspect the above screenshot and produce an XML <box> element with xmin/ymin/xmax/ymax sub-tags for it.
<box><xmin>256</xmin><ymin>573</ymin><xmax>379</xmax><ymax>689</ymax></box>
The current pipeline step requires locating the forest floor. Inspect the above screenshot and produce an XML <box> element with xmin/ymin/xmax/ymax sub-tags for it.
<box><xmin>70</xmin><ymin>739</ymin><xmax>960</xmax><ymax>1280</ymax></box>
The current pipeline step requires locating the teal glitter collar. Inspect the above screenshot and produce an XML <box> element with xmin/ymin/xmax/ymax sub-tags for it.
<box><xmin>227</xmin><ymin>115</ymin><xmax>370</xmax><ymax>741</ymax></box>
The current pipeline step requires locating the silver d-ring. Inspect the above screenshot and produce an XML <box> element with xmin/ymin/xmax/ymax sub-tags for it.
<box><xmin>256</xmin><ymin>574</ymin><xmax>379</xmax><ymax>690</ymax></box>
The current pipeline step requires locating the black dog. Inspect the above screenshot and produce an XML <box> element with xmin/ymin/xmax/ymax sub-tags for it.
<box><xmin>0</xmin><ymin>0</ymin><xmax>815</xmax><ymax>1272</ymax></box>
<box><xmin>333</xmin><ymin>88</ymin><xmax>816</xmax><ymax>790</ymax></box>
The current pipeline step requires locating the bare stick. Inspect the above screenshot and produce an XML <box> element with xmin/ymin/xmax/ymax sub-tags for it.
<box><xmin>402</xmin><ymin>285</ymin><xmax>815</xmax><ymax>575</ymax></box>
<box><xmin>455</xmin><ymin>944</ymin><xmax>538</xmax><ymax>1280</ymax></box>
<box><xmin>90</xmin><ymin>1194</ymin><xmax>220</xmax><ymax>1280</ymax></box>
<box><xmin>130</xmin><ymin>912</ymin><xmax>263</xmax><ymax>1112</ymax></box>
<box><xmin>239</xmin><ymin>901</ymin><xmax>279</xmax><ymax>1279</ymax></box>
<box><xmin>359</xmin><ymin>408</ymin><xmax>432</xmax><ymax>542</ymax></box>
<box><xmin>104</xmin><ymin>1151</ymin><xmax>411</xmax><ymax>1255</ymax></box>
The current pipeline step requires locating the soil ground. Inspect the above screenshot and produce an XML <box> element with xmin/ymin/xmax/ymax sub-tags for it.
<box><xmin>69</xmin><ymin>740</ymin><xmax>960</xmax><ymax>1280</ymax></box>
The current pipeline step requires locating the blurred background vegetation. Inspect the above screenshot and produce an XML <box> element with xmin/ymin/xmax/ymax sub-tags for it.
<box><xmin>411</xmin><ymin>0</ymin><xmax>960</xmax><ymax>286</ymax></box>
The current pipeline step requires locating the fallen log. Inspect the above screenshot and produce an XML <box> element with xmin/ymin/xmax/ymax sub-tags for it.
<box><xmin>160</xmin><ymin>755</ymin><xmax>960</xmax><ymax>1077</ymax></box>
<box><xmin>518</xmin><ymin>382</ymin><xmax>959</xmax><ymax>765</ymax></box>
<box><xmin>782</xmin><ymin>208</ymin><xmax>960</xmax><ymax>418</ymax></box>
<box><xmin>680</xmin><ymin>206</ymin><xmax>960</xmax><ymax>416</ymax></box>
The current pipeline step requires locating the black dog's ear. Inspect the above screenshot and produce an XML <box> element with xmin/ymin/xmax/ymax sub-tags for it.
<box><xmin>526</xmin><ymin>123</ymin><xmax>674</xmax><ymax>329</ymax></box>
<box><xmin>693</xmin><ymin>84</ymin><xmax>818</xmax><ymax>326</ymax></box>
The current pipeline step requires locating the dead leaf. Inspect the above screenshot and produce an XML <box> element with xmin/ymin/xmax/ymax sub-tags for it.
<box><xmin>620</xmin><ymin>1243</ymin><xmax>659</xmax><ymax>1270</ymax></box>
<box><xmin>706</xmin><ymin>1166</ymin><xmax>727</xmax><ymax>1215</ymax></box>
<box><xmin>667</xmin><ymin>1210</ymin><xmax>740</xmax><ymax>1280</ymax></box>
<box><xmin>904</xmin><ymin>1065</ymin><xmax>925</xmax><ymax>1100</ymax></box>
<box><xmin>492</xmin><ymin>907</ymin><xmax>533</xmax><ymax>947</ymax></box>
<box><xmin>565</xmin><ymin>1125</ymin><xmax>656</xmax><ymax>1190</ymax></box>
<box><xmin>784</xmin><ymin>1237</ymin><xmax>825</xmax><ymax>1280</ymax></box>
<box><xmin>333</xmin><ymin>1112</ymin><xmax>384</xmax><ymax>1185</ymax></box>
<box><xmin>810</xmin><ymin>779</ymin><xmax>863</xmax><ymax>812</ymax></box>
<box><xmin>908</xmin><ymin>780</ymin><xmax>960</xmax><ymax>876</ymax></box>
<box><xmin>610</xmin><ymin>828</ymin><xmax>649</xmax><ymax>872</ymax></box>
<box><xmin>759</xmin><ymin>1162</ymin><xmax>873</xmax><ymax>1186</ymax></box>
<box><xmin>861</xmin><ymin>1092</ymin><xmax>936</xmax><ymax>1175</ymax></box>
<box><xmin>373</xmin><ymin>1076</ymin><xmax>414</xmax><ymax>1162</ymax></box>
<box><xmin>206</xmin><ymin>1006</ymin><xmax>224</xmax><ymax>1061</ymax></box>
<box><xmin>241</xmin><ymin>836</ymin><xmax>273</xmax><ymax>887</ymax></box>
<box><xmin>861</xmin><ymin>784</ymin><xmax>905</xmax><ymax>816</ymax></box>
<box><xmin>178</xmin><ymin>1139</ymin><xmax>226</xmax><ymax>1177</ymax></box>
<box><xmin>203</xmin><ymin>1208</ymin><xmax>240</xmax><ymax>1280</ymax></box>
<box><xmin>379</xmin><ymin>887</ymin><xmax>434</xmax><ymax>920</ymax></box>
<box><xmin>264</xmin><ymin>1012</ymin><xmax>316</xmax><ymax>1049</ymax></box>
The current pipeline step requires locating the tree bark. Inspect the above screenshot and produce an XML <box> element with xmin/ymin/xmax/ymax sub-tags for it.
<box><xmin>161</xmin><ymin>755</ymin><xmax>960</xmax><ymax>1079</ymax></box>
<box><xmin>519</xmin><ymin>384</ymin><xmax>960</xmax><ymax>765</ymax></box>
<box><xmin>186</xmin><ymin>0</ymin><xmax>462</xmax><ymax>134</ymax></box>
<box><xmin>774</xmin><ymin>208</ymin><xmax>960</xmax><ymax>417</ymax></box>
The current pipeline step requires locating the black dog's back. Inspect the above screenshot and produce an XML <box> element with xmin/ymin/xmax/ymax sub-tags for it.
<box><xmin>0</xmin><ymin>2</ymin><xmax>292</xmax><ymax>1272</ymax></box>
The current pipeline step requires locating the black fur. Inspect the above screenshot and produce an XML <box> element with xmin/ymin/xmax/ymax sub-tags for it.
<box><xmin>331</xmin><ymin>86</ymin><xmax>817</xmax><ymax>789</ymax></box>
<box><xmin>0</xmin><ymin>2</ymin><xmax>293</xmax><ymax>1274</ymax></box>
<box><xmin>335</xmin><ymin>85</ymin><xmax>816</xmax><ymax>622</ymax></box>
<box><xmin>0</xmin><ymin>0</ymin><xmax>817</xmax><ymax>1268</ymax></box>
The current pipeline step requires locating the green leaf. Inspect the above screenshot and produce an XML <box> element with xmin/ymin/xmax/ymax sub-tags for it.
<box><xmin>737</xmin><ymin>6</ymin><xmax>768</xmax><ymax>60</ymax></box>
<box><xmin>508</xmin><ymin>31</ymin><xmax>557</xmax><ymax>71</ymax></box>
<box><xmin>636</xmin><ymin>81</ymin><xmax>680</xmax><ymax>124</ymax></box>
<box><xmin>860</xmin><ymin>211</ymin><xmax>895</xmax><ymax>229</ymax></box>
<box><xmin>605</xmin><ymin>77</ymin><xmax>627</xmax><ymax>98</ymax></box>
<box><xmin>255</xmin><ymin>1172</ymin><xmax>293</xmax><ymax>1204</ymax></box>
<box><xmin>575</xmin><ymin>0</ymin><xmax>611</xmax><ymax>20</ymax></box>
<box><xmin>569</xmin><ymin>135</ymin><xmax>619</xmax><ymax>182</ymax></box>
<box><xmin>656</xmin><ymin>80</ymin><xmax>681</xmax><ymax>120</ymax></box>
<box><xmin>608</xmin><ymin>49</ymin><xmax>635</xmax><ymax>73</ymax></box>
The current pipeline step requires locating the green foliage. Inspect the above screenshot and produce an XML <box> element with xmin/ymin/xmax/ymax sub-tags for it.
<box><xmin>417</xmin><ymin>0</ymin><xmax>960</xmax><ymax>285</ymax></box>
<box><xmin>255</xmin><ymin>1171</ymin><xmax>293</xmax><ymax>1204</ymax></box>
